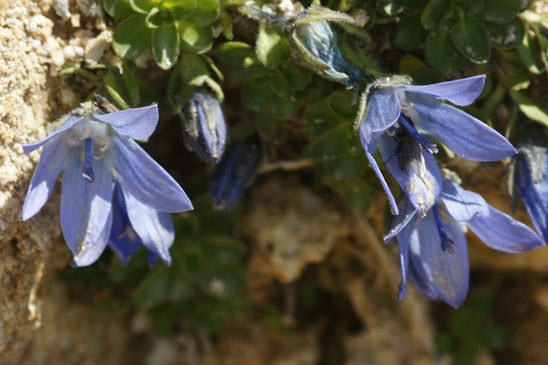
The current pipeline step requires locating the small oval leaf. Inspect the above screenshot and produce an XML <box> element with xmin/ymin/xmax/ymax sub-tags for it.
<box><xmin>450</xmin><ymin>18</ymin><xmax>491</xmax><ymax>63</ymax></box>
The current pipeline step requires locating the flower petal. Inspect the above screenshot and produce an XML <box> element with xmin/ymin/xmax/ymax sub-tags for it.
<box><xmin>109</xmin><ymin>182</ymin><xmax>143</xmax><ymax>264</ymax></box>
<box><xmin>400</xmin><ymin>210</ymin><xmax>469</xmax><ymax>308</ymax></box>
<box><xmin>384</xmin><ymin>198</ymin><xmax>417</xmax><ymax>242</ymax></box>
<box><xmin>440</xmin><ymin>179</ymin><xmax>489</xmax><ymax>221</ymax></box>
<box><xmin>359</xmin><ymin>136</ymin><xmax>399</xmax><ymax>215</ymax></box>
<box><xmin>60</xmin><ymin>155</ymin><xmax>114</xmax><ymax>266</ymax></box>
<box><xmin>23</xmin><ymin>115</ymin><xmax>85</xmax><ymax>153</ymax></box>
<box><xmin>467</xmin><ymin>205</ymin><xmax>545</xmax><ymax>253</ymax></box>
<box><xmin>359</xmin><ymin>88</ymin><xmax>401</xmax><ymax>144</ymax></box>
<box><xmin>409</xmin><ymin>94</ymin><xmax>516</xmax><ymax>161</ymax></box>
<box><xmin>402</xmin><ymin>75</ymin><xmax>485</xmax><ymax>106</ymax></box>
<box><xmin>110</xmin><ymin>135</ymin><xmax>193</xmax><ymax>213</ymax></box>
<box><xmin>379</xmin><ymin>133</ymin><xmax>442</xmax><ymax>216</ymax></box>
<box><xmin>123</xmin><ymin>188</ymin><xmax>174</xmax><ymax>265</ymax></box>
<box><xmin>22</xmin><ymin>139</ymin><xmax>69</xmax><ymax>220</ymax></box>
<box><xmin>93</xmin><ymin>104</ymin><xmax>159</xmax><ymax>140</ymax></box>
<box><xmin>515</xmin><ymin>149</ymin><xmax>548</xmax><ymax>242</ymax></box>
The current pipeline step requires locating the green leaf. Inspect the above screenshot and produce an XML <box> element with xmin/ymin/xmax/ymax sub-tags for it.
<box><xmin>342</xmin><ymin>183</ymin><xmax>371</xmax><ymax>213</ymax></box>
<box><xmin>279</xmin><ymin>61</ymin><xmax>310</xmax><ymax>91</ymax></box>
<box><xmin>145</xmin><ymin>7</ymin><xmax>174</xmax><ymax>28</ymax></box>
<box><xmin>509</xmin><ymin>91</ymin><xmax>548</xmax><ymax>127</ymax></box>
<box><xmin>179</xmin><ymin>22</ymin><xmax>212</xmax><ymax>53</ymax></box>
<box><xmin>305</xmin><ymin>124</ymin><xmax>352</xmax><ymax>160</ymax></box>
<box><xmin>399</xmin><ymin>54</ymin><xmax>427</xmax><ymax>75</ymax></box>
<box><xmin>328</xmin><ymin>90</ymin><xmax>355</xmax><ymax>119</ymax></box>
<box><xmin>376</xmin><ymin>0</ymin><xmax>407</xmax><ymax>16</ymax></box>
<box><xmin>453</xmin><ymin>0</ymin><xmax>484</xmax><ymax>15</ymax></box>
<box><xmin>395</xmin><ymin>15</ymin><xmax>426</xmax><ymax>51</ymax></box>
<box><xmin>255</xmin><ymin>24</ymin><xmax>286</xmax><ymax>69</ymax></box>
<box><xmin>421</xmin><ymin>0</ymin><xmax>449</xmax><ymax>31</ymax></box>
<box><xmin>498</xmin><ymin>60</ymin><xmax>530</xmax><ymax>90</ymax></box>
<box><xmin>486</xmin><ymin>18</ymin><xmax>524</xmax><ymax>49</ymax></box>
<box><xmin>482</xmin><ymin>0</ymin><xmax>520</xmax><ymax>24</ymax></box>
<box><xmin>129</xmin><ymin>0</ymin><xmax>160</xmax><ymax>13</ymax></box>
<box><xmin>103</xmin><ymin>65</ymin><xmax>140</xmax><ymax>108</ymax></box>
<box><xmin>425</xmin><ymin>31</ymin><xmax>462</xmax><ymax>75</ymax></box>
<box><xmin>220</xmin><ymin>9</ymin><xmax>234</xmax><ymax>40</ymax></box>
<box><xmin>216</xmin><ymin>42</ymin><xmax>257</xmax><ymax>67</ymax></box>
<box><xmin>192</xmin><ymin>0</ymin><xmax>220</xmax><ymax>25</ymax></box>
<box><xmin>451</xmin><ymin>18</ymin><xmax>491</xmax><ymax>63</ymax></box>
<box><xmin>152</xmin><ymin>22</ymin><xmax>180</xmax><ymax>69</ymax></box>
<box><xmin>113</xmin><ymin>14</ymin><xmax>151</xmax><ymax>59</ymax></box>
<box><xmin>103</xmin><ymin>0</ymin><xmax>133</xmax><ymax>18</ymax></box>
<box><xmin>517</xmin><ymin>30</ymin><xmax>542</xmax><ymax>74</ymax></box>
<box><xmin>132</xmin><ymin>265</ymin><xmax>173</xmax><ymax>308</ymax></box>
<box><xmin>162</xmin><ymin>0</ymin><xmax>195</xmax><ymax>20</ymax></box>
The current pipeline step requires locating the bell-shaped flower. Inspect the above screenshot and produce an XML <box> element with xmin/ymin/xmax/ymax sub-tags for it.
<box><xmin>180</xmin><ymin>92</ymin><xmax>227</xmax><ymax>163</ymax></box>
<box><xmin>285</xmin><ymin>6</ymin><xmax>361</xmax><ymax>89</ymax></box>
<box><xmin>358</xmin><ymin>75</ymin><xmax>516</xmax><ymax>216</ymax></box>
<box><xmin>109</xmin><ymin>181</ymin><xmax>175</xmax><ymax>266</ymax></box>
<box><xmin>386</xmin><ymin>178</ymin><xmax>544</xmax><ymax>308</ymax></box>
<box><xmin>513</xmin><ymin>140</ymin><xmax>548</xmax><ymax>242</ymax></box>
<box><xmin>209</xmin><ymin>134</ymin><xmax>264</xmax><ymax>211</ymax></box>
<box><xmin>21</xmin><ymin>98</ymin><xmax>193</xmax><ymax>266</ymax></box>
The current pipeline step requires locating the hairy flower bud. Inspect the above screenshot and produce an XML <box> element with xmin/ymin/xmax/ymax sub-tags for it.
<box><xmin>209</xmin><ymin>134</ymin><xmax>264</xmax><ymax>210</ymax></box>
<box><xmin>285</xmin><ymin>6</ymin><xmax>361</xmax><ymax>88</ymax></box>
<box><xmin>181</xmin><ymin>92</ymin><xmax>227</xmax><ymax>163</ymax></box>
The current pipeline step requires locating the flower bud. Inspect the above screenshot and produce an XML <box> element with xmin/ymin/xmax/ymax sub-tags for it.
<box><xmin>285</xmin><ymin>6</ymin><xmax>361</xmax><ymax>88</ymax></box>
<box><xmin>209</xmin><ymin>134</ymin><xmax>264</xmax><ymax>210</ymax></box>
<box><xmin>180</xmin><ymin>92</ymin><xmax>227</xmax><ymax>163</ymax></box>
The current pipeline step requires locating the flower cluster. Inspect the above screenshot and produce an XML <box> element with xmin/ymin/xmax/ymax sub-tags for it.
<box><xmin>22</xmin><ymin>98</ymin><xmax>192</xmax><ymax>266</ymax></box>
<box><xmin>358</xmin><ymin>76</ymin><xmax>546</xmax><ymax>307</ymax></box>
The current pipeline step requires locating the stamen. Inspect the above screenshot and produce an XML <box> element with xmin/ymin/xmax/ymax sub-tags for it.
<box><xmin>94</xmin><ymin>135</ymin><xmax>109</xmax><ymax>160</ymax></box>
<box><xmin>81</xmin><ymin>138</ymin><xmax>94</xmax><ymax>183</ymax></box>
<box><xmin>398</xmin><ymin>114</ymin><xmax>439</xmax><ymax>154</ymax></box>
<box><xmin>433</xmin><ymin>205</ymin><xmax>455</xmax><ymax>254</ymax></box>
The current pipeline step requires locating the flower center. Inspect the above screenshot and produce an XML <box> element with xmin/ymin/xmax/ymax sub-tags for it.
<box><xmin>433</xmin><ymin>204</ymin><xmax>455</xmax><ymax>254</ymax></box>
<box><xmin>69</xmin><ymin>120</ymin><xmax>111</xmax><ymax>183</ymax></box>
<box><xmin>398</xmin><ymin>114</ymin><xmax>438</xmax><ymax>155</ymax></box>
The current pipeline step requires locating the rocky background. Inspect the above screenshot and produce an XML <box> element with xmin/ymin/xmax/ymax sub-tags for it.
<box><xmin>1</xmin><ymin>0</ymin><xmax>548</xmax><ymax>364</ymax></box>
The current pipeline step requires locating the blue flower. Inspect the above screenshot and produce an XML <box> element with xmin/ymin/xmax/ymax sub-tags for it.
<box><xmin>209</xmin><ymin>134</ymin><xmax>264</xmax><ymax>210</ymax></box>
<box><xmin>358</xmin><ymin>75</ymin><xmax>516</xmax><ymax>216</ymax></box>
<box><xmin>180</xmin><ymin>92</ymin><xmax>227</xmax><ymax>163</ymax></box>
<box><xmin>386</xmin><ymin>177</ymin><xmax>544</xmax><ymax>308</ymax></box>
<box><xmin>109</xmin><ymin>181</ymin><xmax>175</xmax><ymax>266</ymax></box>
<box><xmin>22</xmin><ymin>99</ymin><xmax>193</xmax><ymax>266</ymax></box>
<box><xmin>513</xmin><ymin>140</ymin><xmax>548</xmax><ymax>242</ymax></box>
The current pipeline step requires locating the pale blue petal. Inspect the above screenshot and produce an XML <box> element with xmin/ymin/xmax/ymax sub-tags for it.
<box><xmin>384</xmin><ymin>198</ymin><xmax>418</xmax><ymax>242</ymax></box>
<box><xmin>60</xmin><ymin>156</ymin><xmax>114</xmax><ymax>266</ymax></box>
<box><xmin>379</xmin><ymin>133</ymin><xmax>442</xmax><ymax>216</ymax></box>
<box><xmin>92</xmin><ymin>104</ymin><xmax>158</xmax><ymax>140</ymax></box>
<box><xmin>402</xmin><ymin>210</ymin><xmax>469</xmax><ymax>308</ymax></box>
<box><xmin>440</xmin><ymin>179</ymin><xmax>489</xmax><ymax>221</ymax></box>
<box><xmin>123</xmin><ymin>188</ymin><xmax>174</xmax><ymax>266</ymax></box>
<box><xmin>467</xmin><ymin>205</ymin><xmax>545</xmax><ymax>253</ymax></box>
<box><xmin>359</xmin><ymin>88</ymin><xmax>401</xmax><ymax>144</ymax></box>
<box><xmin>359</xmin><ymin>136</ymin><xmax>399</xmax><ymax>214</ymax></box>
<box><xmin>109</xmin><ymin>135</ymin><xmax>193</xmax><ymax>213</ymax></box>
<box><xmin>23</xmin><ymin>115</ymin><xmax>85</xmax><ymax>153</ymax></box>
<box><xmin>109</xmin><ymin>182</ymin><xmax>143</xmax><ymax>264</ymax></box>
<box><xmin>515</xmin><ymin>151</ymin><xmax>548</xmax><ymax>242</ymax></box>
<box><xmin>22</xmin><ymin>139</ymin><xmax>69</xmax><ymax>220</ymax></box>
<box><xmin>402</xmin><ymin>75</ymin><xmax>485</xmax><ymax>106</ymax></box>
<box><xmin>395</xmin><ymin>217</ymin><xmax>411</xmax><ymax>300</ymax></box>
<box><xmin>409</xmin><ymin>94</ymin><xmax>516</xmax><ymax>161</ymax></box>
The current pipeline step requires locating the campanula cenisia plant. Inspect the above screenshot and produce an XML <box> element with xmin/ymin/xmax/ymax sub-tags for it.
<box><xmin>22</xmin><ymin>97</ymin><xmax>193</xmax><ymax>266</ymax></box>
<box><xmin>209</xmin><ymin>134</ymin><xmax>264</xmax><ymax>211</ymax></box>
<box><xmin>358</xmin><ymin>75</ymin><xmax>516</xmax><ymax>216</ymax></box>
<box><xmin>512</xmin><ymin>138</ymin><xmax>548</xmax><ymax>242</ymax></box>
<box><xmin>180</xmin><ymin>92</ymin><xmax>227</xmax><ymax>163</ymax></box>
<box><xmin>386</xmin><ymin>175</ymin><xmax>545</xmax><ymax>308</ymax></box>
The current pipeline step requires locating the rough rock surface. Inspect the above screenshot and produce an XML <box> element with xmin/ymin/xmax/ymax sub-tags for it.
<box><xmin>0</xmin><ymin>0</ymin><xmax>125</xmax><ymax>362</ymax></box>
